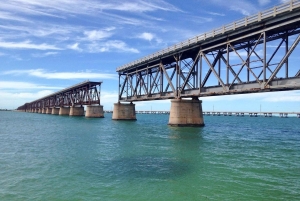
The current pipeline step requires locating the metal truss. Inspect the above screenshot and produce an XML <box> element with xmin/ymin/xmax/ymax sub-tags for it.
<box><xmin>17</xmin><ymin>81</ymin><xmax>102</xmax><ymax>111</ymax></box>
<box><xmin>117</xmin><ymin>5</ymin><xmax>300</xmax><ymax>102</ymax></box>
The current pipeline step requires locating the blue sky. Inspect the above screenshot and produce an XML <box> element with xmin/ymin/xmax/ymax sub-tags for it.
<box><xmin>1</xmin><ymin>0</ymin><xmax>300</xmax><ymax>112</ymax></box>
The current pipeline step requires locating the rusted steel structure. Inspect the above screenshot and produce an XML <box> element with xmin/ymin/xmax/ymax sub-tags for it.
<box><xmin>117</xmin><ymin>1</ymin><xmax>300</xmax><ymax>102</ymax></box>
<box><xmin>17</xmin><ymin>81</ymin><xmax>102</xmax><ymax>111</ymax></box>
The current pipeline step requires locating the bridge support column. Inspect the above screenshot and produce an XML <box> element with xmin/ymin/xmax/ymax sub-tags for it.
<box><xmin>112</xmin><ymin>102</ymin><xmax>136</xmax><ymax>120</ymax></box>
<box><xmin>69</xmin><ymin>106</ymin><xmax>84</xmax><ymax>116</ymax></box>
<box><xmin>59</xmin><ymin>107</ymin><xmax>70</xmax><ymax>116</ymax></box>
<box><xmin>42</xmin><ymin>108</ymin><xmax>47</xmax><ymax>114</ymax></box>
<box><xmin>38</xmin><ymin>108</ymin><xmax>42</xmax><ymax>114</ymax></box>
<box><xmin>51</xmin><ymin>107</ymin><xmax>60</xmax><ymax>115</ymax></box>
<box><xmin>168</xmin><ymin>98</ymin><xmax>204</xmax><ymax>127</ymax></box>
<box><xmin>46</xmin><ymin>107</ymin><xmax>52</xmax><ymax>114</ymax></box>
<box><xmin>86</xmin><ymin>105</ymin><xmax>104</xmax><ymax>118</ymax></box>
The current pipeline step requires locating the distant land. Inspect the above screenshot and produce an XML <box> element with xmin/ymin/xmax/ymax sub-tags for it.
<box><xmin>0</xmin><ymin>109</ymin><xmax>11</xmax><ymax>111</ymax></box>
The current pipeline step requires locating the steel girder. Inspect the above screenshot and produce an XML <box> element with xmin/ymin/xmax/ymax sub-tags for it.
<box><xmin>118</xmin><ymin>25</ymin><xmax>300</xmax><ymax>102</ymax></box>
<box><xmin>17</xmin><ymin>81</ymin><xmax>102</xmax><ymax>111</ymax></box>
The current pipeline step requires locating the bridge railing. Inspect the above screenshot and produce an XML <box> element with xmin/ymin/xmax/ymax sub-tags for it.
<box><xmin>117</xmin><ymin>0</ymin><xmax>300</xmax><ymax>72</ymax></box>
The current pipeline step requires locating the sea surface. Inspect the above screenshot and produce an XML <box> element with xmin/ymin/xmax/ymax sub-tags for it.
<box><xmin>0</xmin><ymin>111</ymin><xmax>299</xmax><ymax>201</ymax></box>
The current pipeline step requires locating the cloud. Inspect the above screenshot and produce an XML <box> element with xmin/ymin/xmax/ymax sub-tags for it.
<box><xmin>3</xmin><ymin>69</ymin><xmax>118</xmax><ymax>80</ymax></box>
<box><xmin>0</xmin><ymin>90</ymin><xmax>55</xmax><ymax>109</ymax></box>
<box><xmin>0</xmin><ymin>40</ymin><xmax>62</xmax><ymax>50</ymax></box>
<box><xmin>87</xmin><ymin>40</ymin><xmax>139</xmax><ymax>53</ymax></box>
<box><xmin>32</xmin><ymin>52</ymin><xmax>58</xmax><ymax>57</ymax></box>
<box><xmin>138</xmin><ymin>32</ymin><xmax>155</xmax><ymax>41</ymax></box>
<box><xmin>67</xmin><ymin>43</ymin><xmax>82</xmax><ymax>51</ymax></box>
<box><xmin>0</xmin><ymin>0</ymin><xmax>180</xmax><ymax>19</ymax></box>
<box><xmin>210</xmin><ymin>0</ymin><xmax>257</xmax><ymax>16</ymax></box>
<box><xmin>83</xmin><ymin>28</ymin><xmax>115</xmax><ymax>41</ymax></box>
<box><xmin>0</xmin><ymin>11</ymin><xmax>32</xmax><ymax>22</ymax></box>
<box><xmin>206</xmin><ymin>11</ymin><xmax>225</xmax><ymax>16</ymax></box>
<box><xmin>0</xmin><ymin>81</ymin><xmax>63</xmax><ymax>90</ymax></box>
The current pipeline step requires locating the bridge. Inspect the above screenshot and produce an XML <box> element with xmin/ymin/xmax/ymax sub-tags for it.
<box><xmin>16</xmin><ymin>80</ymin><xmax>104</xmax><ymax>118</ymax></box>
<box><xmin>112</xmin><ymin>1</ymin><xmax>300</xmax><ymax>126</ymax></box>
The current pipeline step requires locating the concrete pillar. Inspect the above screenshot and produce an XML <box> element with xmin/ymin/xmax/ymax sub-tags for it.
<box><xmin>52</xmin><ymin>107</ymin><xmax>60</xmax><ymax>115</ymax></box>
<box><xmin>69</xmin><ymin>106</ymin><xmax>84</xmax><ymax>116</ymax></box>
<box><xmin>85</xmin><ymin>105</ymin><xmax>104</xmax><ymax>118</ymax></box>
<box><xmin>59</xmin><ymin>107</ymin><xmax>70</xmax><ymax>116</ymax></box>
<box><xmin>42</xmin><ymin>108</ymin><xmax>47</xmax><ymax>114</ymax></box>
<box><xmin>38</xmin><ymin>108</ymin><xmax>42</xmax><ymax>114</ymax></box>
<box><xmin>46</xmin><ymin>107</ymin><xmax>52</xmax><ymax>114</ymax></box>
<box><xmin>112</xmin><ymin>102</ymin><xmax>136</xmax><ymax>120</ymax></box>
<box><xmin>168</xmin><ymin>98</ymin><xmax>204</xmax><ymax>127</ymax></box>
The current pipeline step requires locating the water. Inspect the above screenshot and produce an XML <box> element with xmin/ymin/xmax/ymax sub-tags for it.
<box><xmin>0</xmin><ymin>111</ymin><xmax>299</xmax><ymax>200</ymax></box>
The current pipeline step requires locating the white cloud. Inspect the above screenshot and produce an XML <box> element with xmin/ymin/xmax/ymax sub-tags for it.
<box><xmin>87</xmin><ymin>40</ymin><xmax>139</xmax><ymax>53</ymax></box>
<box><xmin>211</xmin><ymin>0</ymin><xmax>257</xmax><ymax>16</ymax></box>
<box><xmin>0</xmin><ymin>40</ymin><xmax>62</xmax><ymax>50</ymax></box>
<box><xmin>100</xmin><ymin>91</ymin><xmax>119</xmax><ymax>109</ymax></box>
<box><xmin>138</xmin><ymin>32</ymin><xmax>155</xmax><ymax>41</ymax></box>
<box><xmin>83</xmin><ymin>28</ymin><xmax>115</xmax><ymax>41</ymax></box>
<box><xmin>206</xmin><ymin>11</ymin><xmax>225</xmax><ymax>16</ymax></box>
<box><xmin>32</xmin><ymin>52</ymin><xmax>58</xmax><ymax>57</ymax></box>
<box><xmin>0</xmin><ymin>11</ymin><xmax>31</xmax><ymax>22</ymax></box>
<box><xmin>0</xmin><ymin>81</ymin><xmax>62</xmax><ymax>90</ymax></box>
<box><xmin>3</xmin><ymin>69</ymin><xmax>118</xmax><ymax>80</ymax></box>
<box><xmin>0</xmin><ymin>0</ymin><xmax>180</xmax><ymax>19</ymax></box>
<box><xmin>0</xmin><ymin>90</ymin><xmax>55</xmax><ymax>109</ymax></box>
<box><xmin>67</xmin><ymin>43</ymin><xmax>82</xmax><ymax>51</ymax></box>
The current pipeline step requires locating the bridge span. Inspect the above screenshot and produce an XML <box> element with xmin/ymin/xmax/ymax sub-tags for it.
<box><xmin>16</xmin><ymin>81</ymin><xmax>104</xmax><ymax>118</ymax></box>
<box><xmin>112</xmin><ymin>1</ymin><xmax>300</xmax><ymax>126</ymax></box>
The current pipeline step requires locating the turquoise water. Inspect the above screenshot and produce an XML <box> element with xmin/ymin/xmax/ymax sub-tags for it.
<box><xmin>0</xmin><ymin>111</ymin><xmax>300</xmax><ymax>200</ymax></box>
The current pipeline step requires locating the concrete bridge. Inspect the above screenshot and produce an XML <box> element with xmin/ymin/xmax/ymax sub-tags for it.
<box><xmin>112</xmin><ymin>1</ymin><xmax>300</xmax><ymax>126</ymax></box>
<box><xmin>16</xmin><ymin>81</ymin><xmax>104</xmax><ymax>118</ymax></box>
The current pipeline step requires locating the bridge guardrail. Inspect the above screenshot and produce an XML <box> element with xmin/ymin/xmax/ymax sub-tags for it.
<box><xmin>117</xmin><ymin>0</ymin><xmax>300</xmax><ymax>72</ymax></box>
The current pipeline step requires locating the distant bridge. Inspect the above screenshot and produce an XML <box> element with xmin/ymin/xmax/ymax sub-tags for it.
<box><xmin>116</xmin><ymin>1</ymin><xmax>300</xmax><ymax>102</ymax></box>
<box><xmin>17</xmin><ymin>81</ymin><xmax>104</xmax><ymax>117</ymax></box>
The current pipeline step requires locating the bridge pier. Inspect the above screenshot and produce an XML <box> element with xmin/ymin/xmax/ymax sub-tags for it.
<box><xmin>112</xmin><ymin>102</ymin><xmax>136</xmax><ymax>120</ymax></box>
<box><xmin>70</xmin><ymin>106</ymin><xmax>84</xmax><ymax>116</ymax></box>
<box><xmin>59</xmin><ymin>107</ymin><xmax>70</xmax><ymax>116</ymax></box>
<box><xmin>168</xmin><ymin>98</ymin><xmax>204</xmax><ymax>127</ymax></box>
<box><xmin>52</xmin><ymin>107</ymin><xmax>60</xmax><ymax>115</ymax></box>
<box><xmin>46</xmin><ymin>107</ymin><xmax>52</xmax><ymax>114</ymax></box>
<box><xmin>42</xmin><ymin>108</ymin><xmax>47</xmax><ymax>114</ymax></box>
<box><xmin>85</xmin><ymin>105</ymin><xmax>104</xmax><ymax>118</ymax></box>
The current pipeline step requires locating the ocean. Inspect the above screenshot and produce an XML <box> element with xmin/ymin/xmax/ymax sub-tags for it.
<box><xmin>0</xmin><ymin>111</ymin><xmax>299</xmax><ymax>200</ymax></box>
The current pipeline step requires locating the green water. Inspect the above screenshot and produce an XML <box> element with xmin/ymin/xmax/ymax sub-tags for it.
<box><xmin>0</xmin><ymin>111</ymin><xmax>299</xmax><ymax>200</ymax></box>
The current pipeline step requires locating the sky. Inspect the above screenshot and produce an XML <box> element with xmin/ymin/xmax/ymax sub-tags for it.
<box><xmin>0</xmin><ymin>0</ymin><xmax>300</xmax><ymax>112</ymax></box>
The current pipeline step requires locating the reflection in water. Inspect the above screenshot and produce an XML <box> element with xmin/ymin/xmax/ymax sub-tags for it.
<box><xmin>168</xmin><ymin>126</ymin><xmax>204</xmax><ymax>140</ymax></box>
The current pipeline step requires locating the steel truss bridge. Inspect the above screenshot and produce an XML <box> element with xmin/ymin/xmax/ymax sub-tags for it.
<box><xmin>17</xmin><ymin>81</ymin><xmax>102</xmax><ymax>111</ymax></box>
<box><xmin>117</xmin><ymin>1</ymin><xmax>300</xmax><ymax>102</ymax></box>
